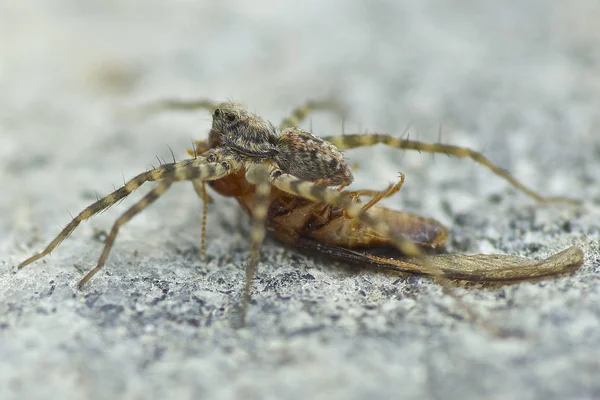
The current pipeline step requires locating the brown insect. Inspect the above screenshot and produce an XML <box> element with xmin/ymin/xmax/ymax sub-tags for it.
<box><xmin>17</xmin><ymin>98</ymin><xmax>584</xmax><ymax>327</ymax></box>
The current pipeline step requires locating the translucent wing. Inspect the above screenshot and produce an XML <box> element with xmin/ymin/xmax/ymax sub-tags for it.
<box><xmin>294</xmin><ymin>238</ymin><xmax>584</xmax><ymax>281</ymax></box>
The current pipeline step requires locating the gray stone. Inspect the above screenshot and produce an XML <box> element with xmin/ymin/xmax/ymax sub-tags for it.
<box><xmin>1</xmin><ymin>1</ymin><xmax>599</xmax><ymax>399</ymax></box>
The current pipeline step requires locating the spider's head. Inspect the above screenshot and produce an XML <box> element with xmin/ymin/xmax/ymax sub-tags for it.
<box><xmin>211</xmin><ymin>101</ymin><xmax>279</xmax><ymax>157</ymax></box>
<box><xmin>212</xmin><ymin>102</ymin><xmax>247</xmax><ymax>132</ymax></box>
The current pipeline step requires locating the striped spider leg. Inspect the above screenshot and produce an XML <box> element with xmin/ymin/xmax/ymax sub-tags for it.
<box><xmin>323</xmin><ymin>133</ymin><xmax>580</xmax><ymax>204</ymax></box>
<box><xmin>18</xmin><ymin>151</ymin><xmax>240</xmax><ymax>288</ymax></box>
<box><xmin>134</xmin><ymin>96</ymin><xmax>346</xmax><ymax>131</ymax></box>
<box><xmin>278</xmin><ymin>98</ymin><xmax>347</xmax><ymax>130</ymax></box>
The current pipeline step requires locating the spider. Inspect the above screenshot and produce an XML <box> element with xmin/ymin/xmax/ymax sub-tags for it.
<box><xmin>17</xmin><ymin>98</ymin><xmax>580</xmax><ymax>326</ymax></box>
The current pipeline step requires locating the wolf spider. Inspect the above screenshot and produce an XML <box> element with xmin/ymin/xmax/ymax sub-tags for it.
<box><xmin>17</xmin><ymin>98</ymin><xmax>582</xmax><ymax>326</ymax></box>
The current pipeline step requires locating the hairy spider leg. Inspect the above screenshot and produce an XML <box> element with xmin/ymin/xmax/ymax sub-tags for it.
<box><xmin>187</xmin><ymin>141</ymin><xmax>216</xmax><ymax>257</ymax></box>
<box><xmin>135</xmin><ymin>98</ymin><xmax>219</xmax><ymax>119</ymax></box>
<box><xmin>77</xmin><ymin>160</ymin><xmax>237</xmax><ymax>288</ymax></box>
<box><xmin>192</xmin><ymin>180</ymin><xmax>211</xmax><ymax>257</ymax></box>
<box><xmin>323</xmin><ymin>134</ymin><xmax>580</xmax><ymax>204</ymax></box>
<box><xmin>135</xmin><ymin>97</ymin><xmax>344</xmax><ymax>131</ymax></box>
<box><xmin>279</xmin><ymin>99</ymin><xmax>347</xmax><ymax>130</ymax></box>
<box><xmin>308</xmin><ymin>173</ymin><xmax>406</xmax><ymax>226</ymax></box>
<box><xmin>240</xmin><ymin>163</ymin><xmax>274</xmax><ymax>325</ymax></box>
<box><xmin>18</xmin><ymin>157</ymin><xmax>228</xmax><ymax>270</ymax></box>
<box><xmin>346</xmin><ymin>172</ymin><xmax>406</xmax><ymax>212</ymax></box>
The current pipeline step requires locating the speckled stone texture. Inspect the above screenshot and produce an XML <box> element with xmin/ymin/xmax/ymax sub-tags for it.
<box><xmin>1</xmin><ymin>1</ymin><xmax>599</xmax><ymax>399</ymax></box>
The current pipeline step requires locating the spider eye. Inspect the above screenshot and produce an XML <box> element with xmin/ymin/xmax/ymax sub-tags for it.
<box><xmin>214</xmin><ymin>109</ymin><xmax>221</xmax><ymax>117</ymax></box>
<box><xmin>226</xmin><ymin>112</ymin><xmax>236</xmax><ymax>122</ymax></box>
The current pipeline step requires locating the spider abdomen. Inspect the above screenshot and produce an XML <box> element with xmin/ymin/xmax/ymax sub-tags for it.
<box><xmin>276</xmin><ymin>127</ymin><xmax>353</xmax><ymax>186</ymax></box>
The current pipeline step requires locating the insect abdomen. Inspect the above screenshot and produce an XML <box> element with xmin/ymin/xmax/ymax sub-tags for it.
<box><xmin>306</xmin><ymin>206</ymin><xmax>448</xmax><ymax>249</ymax></box>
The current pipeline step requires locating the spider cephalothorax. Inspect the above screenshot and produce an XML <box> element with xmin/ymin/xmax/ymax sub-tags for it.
<box><xmin>211</xmin><ymin>102</ymin><xmax>279</xmax><ymax>158</ymax></box>
<box><xmin>210</xmin><ymin>101</ymin><xmax>353</xmax><ymax>186</ymax></box>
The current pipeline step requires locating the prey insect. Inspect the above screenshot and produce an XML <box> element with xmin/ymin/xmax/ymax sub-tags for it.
<box><xmin>17</xmin><ymin>98</ymin><xmax>583</xmax><ymax>327</ymax></box>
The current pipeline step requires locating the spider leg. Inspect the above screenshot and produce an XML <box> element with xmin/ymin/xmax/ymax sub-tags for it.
<box><xmin>77</xmin><ymin>160</ymin><xmax>237</xmax><ymax>288</ymax></box>
<box><xmin>279</xmin><ymin>98</ymin><xmax>346</xmax><ymax>130</ymax></box>
<box><xmin>18</xmin><ymin>168</ymin><xmax>162</xmax><ymax>269</ymax></box>
<box><xmin>323</xmin><ymin>133</ymin><xmax>579</xmax><ymax>204</ymax></box>
<box><xmin>345</xmin><ymin>172</ymin><xmax>405</xmax><ymax>212</ymax></box>
<box><xmin>134</xmin><ymin>98</ymin><xmax>218</xmax><ymax>119</ymax></box>
<box><xmin>189</xmin><ymin>141</ymin><xmax>214</xmax><ymax>257</ymax></box>
<box><xmin>19</xmin><ymin>156</ymin><xmax>234</xmax><ymax>268</ymax></box>
<box><xmin>191</xmin><ymin>179</ymin><xmax>212</xmax><ymax>257</ymax></box>
<box><xmin>240</xmin><ymin>163</ymin><xmax>273</xmax><ymax>326</ymax></box>
<box><xmin>78</xmin><ymin>178</ymin><xmax>174</xmax><ymax>288</ymax></box>
<box><xmin>314</xmin><ymin>173</ymin><xmax>405</xmax><ymax>225</ymax></box>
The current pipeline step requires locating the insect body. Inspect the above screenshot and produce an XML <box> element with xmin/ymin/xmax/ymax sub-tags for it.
<box><xmin>17</xmin><ymin>98</ymin><xmax>584</xmax><ymax>326</ymax></box>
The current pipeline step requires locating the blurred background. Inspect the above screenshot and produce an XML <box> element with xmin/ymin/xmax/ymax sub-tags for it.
<box><xmin>2</xmin><ymin>1</ymin><xmax>599</xmax><ymax>215</ymax></box>
<box><xmin>1</xmin><ymin>1</ymin><xmax>599</xmax><ymax>399</ymax></box>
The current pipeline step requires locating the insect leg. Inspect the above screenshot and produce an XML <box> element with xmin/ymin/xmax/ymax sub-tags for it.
<box><xmin>346</xmin><ymin>172</ymin><xmax>405</xmax><ymax>212</ymax></box>
<box><xmin>78</xmin><ymin>160</ymin><xmax>236</xmax><ymax>288</ymax></box>
<box><xmin>323</xmin><ymin>133</ymin><xmax>579</xmax><ymax>204</ymax></box>
<box><xmin>279</xmin><ymin>98</ymin><xmax>346</xmax><ymax>130</ymax></box>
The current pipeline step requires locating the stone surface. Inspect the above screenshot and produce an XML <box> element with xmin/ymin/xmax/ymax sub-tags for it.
<box><xmin>1</xmin><ymin>1</ymin><xmax>599</xmax><ymax>399</ymax></box>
